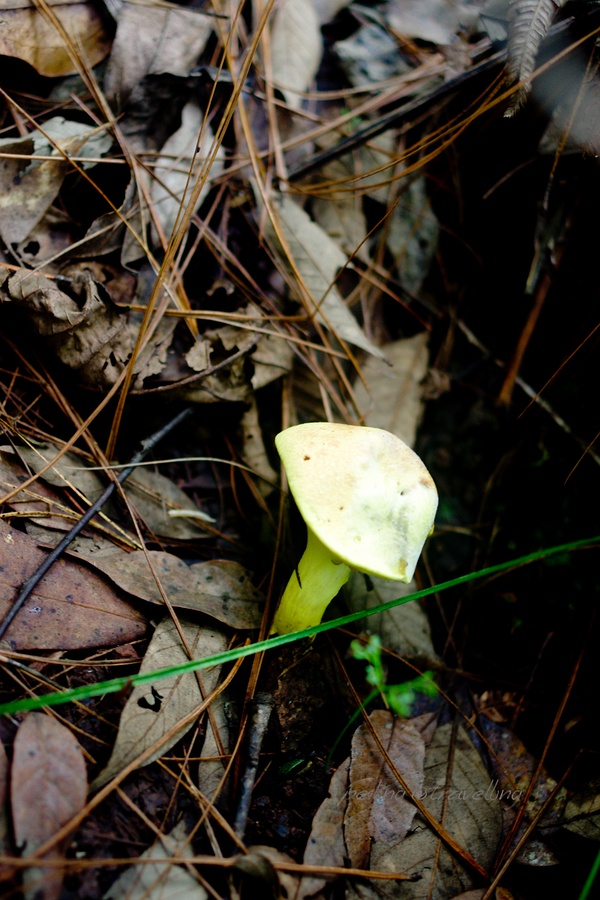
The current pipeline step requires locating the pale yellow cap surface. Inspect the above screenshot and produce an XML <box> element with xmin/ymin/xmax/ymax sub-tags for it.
<box><xmin>275</xmin><ymin>422</ymin><xmax>438</xmax><ymax>583</ymax></box>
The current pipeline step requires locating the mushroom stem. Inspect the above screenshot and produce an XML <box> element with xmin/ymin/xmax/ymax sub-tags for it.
<box><xmin>272</xmin><ymin>527</ymin><xmax>351</xmax><ymax>635</ymax></box>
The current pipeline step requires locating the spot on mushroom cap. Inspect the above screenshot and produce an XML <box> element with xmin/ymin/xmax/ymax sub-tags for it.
<box><xmin>276</xmin><ymin>422</ymin><xmax>438</xmax><ymax>583</ymax></box>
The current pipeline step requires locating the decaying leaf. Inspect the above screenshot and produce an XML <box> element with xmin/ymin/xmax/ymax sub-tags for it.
<box><xmin>123</xmin><ymin>467</ymin><xmax>213</xmax><ymax>541</ymax></box>
<box><xmin>562</xmin><ymin>782</ymin><xmax>600</xmax><ymax>840</ymax></box>
<box><xmin>387</xmin><ymin>0</ymin><xmax>482</xmax><ymax>46</ymax></box>
<box><xmin>103</xmin><ymin>820</ymin><xmax>208</xmax><ymax>899</ymax></box>
<box><xmin>385</xmin><ymin>177</ymin><xmax>440</xmax><ymax>296</ymax></box>
<box><xmin>506</xmin><ymin>0</ymin><xmax>566</xmax><ymax>105</ymax></box>
<box><xmin>368</xmin><ymin>722</ymin><xmax>502</xmax><ymax>899</ymax></box>
<box><xmin>352</xmin><ymin>334</ymin><xmax>430</xmax><ymax>448</ymax></box>
<box><xmin>92</xmin><ymin>616</ymin><xmax>227</xmax><ymax>789</ymax></box>
<box><xmin>299</xmin><ymin>711</ymin><xmax>426</xmax><ymax>897</ymax></box>
<box><xmin>0</xmin><ymin>117</ymin><xmax>112</xmax><ymax>246</ymax></box>
<box><xmin>0</xmin><ymin>519</ymin><xmax>146</xmax><ymax>650</ymax></box>
<box><xmin>80</xmin><ymin>550</ymin><xmax>263</xmax><ymax>630</ymax></box>
<box><xmin>269</xmin><ymin>0</ymin><xmax>322</xmax><ymax>109</ymax></box>
<box><xmin>300</xmin><ymin>714</ymin><xmax>502</xmax><ymax>899</ymax></box>
<box><xmin>11</xmin><ymin>713</ymin><xmax>87</xmax><ymax>900</ymax></box>
<box><xmin>0</xmin><ymin>0</ymin><xmax>111</xmax><ymax>76</ymax></box>
<box><xmin>0</xmin><ymin>268</ymin><xmax>175</xmax><ymax>390</ymax></box>
<box><xmin>297</xmin><ymin>758</ymin><xmax>350</xmax><ymax>899</ymax></box>
<box><xmin>264</xmin><ymin>192</ymin><xmax>385</xmax><ymax>359</ymax></box>
<box><xmin>150</xmin><ymin>100</ymin><xmax>224</xmax><ymax>244</ymax></box>
<box><xmin>104</xmin><ymin>3</ymin><xmax>213</xmax><ymax>106</ymax></box>
<box><xmin>197</xmin><ymin>692</ymin><xmax>230</xmax><ymax>805</ymax></box>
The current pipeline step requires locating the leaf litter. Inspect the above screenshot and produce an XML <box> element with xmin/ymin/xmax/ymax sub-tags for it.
<box><xmin>0</xmin><ymin>0</ymin><xmax>598</xmax><ymax>896</ymax></box>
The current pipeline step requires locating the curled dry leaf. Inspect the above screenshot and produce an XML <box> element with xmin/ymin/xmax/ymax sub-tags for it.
<box><xmin>0</xmin><ymin>268</ymin><xmax>175</xmax><ymax>390</ymax></box>
<box><xmin>102</xmin><ymin>820</ymin><xmax>208</xmax><ymax>899</ymax></box>
<box><xmin>11</xmin><ymin>713</ymin><xmax>87</xmax><ymax>900</ymax></box>
<box><xmin>0</xmin><ymin>519</ymin><xmax>146</xmax><ymax>650</ymax></box>
<box><xmin>80</xmin><ymin>549</ymin><xmax>263</xmax><ymax>630</ymax></box>
<box><xmin>92</xmin><ymin>616</ymin><xmax>227</xmax><ymax>789</ymax></box>
<box><xmin>0</xmin><ymin>0</ymin><xmax>111</xmax><ymax>76</ymax></box>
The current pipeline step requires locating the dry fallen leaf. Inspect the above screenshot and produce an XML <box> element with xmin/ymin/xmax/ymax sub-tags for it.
<box><xmin>103</xmin><ymin>820</ymin><xmax>208</xmax><ymax>899</ymax></box>
<box><xmin>0</xmin><ymin>739</ymin><xmax>12</xmax><ymax>881</ymax></box>
<box><xmin>0</xmin><ymin>518</ymin><xmax>147</xmax><ymax>650</ymax></box>
<box><xmin>562</xmin><ymin>783</ymin><xmax>600</xmax><ymax>840</ymax></box>
<box><xmin>150</xmin><ymin>100</ymin><xmax>224</xmax><ymax>245</ymax></box>
<box><xmin>264</xmin><ymin>192</ymin><xmax>385</xmax><ymax>359</ymax></box>
<box><xmin>104</xmin><ymin>3</ymin><xmax>213</xmax><ymax>106</ymax></box>
<box><xmin>0</xmin><ymin>0</ymin><xmax>111</xmax><ymax>76</ymax></box>
<box><xmin>269</xmin><ymin>0</ymin><xmax>322</xmax><ymax>109</ymax></box>
<box><xmin>11</xmin><ymin>713</ymin><xmax>87</xmax><ymax>900</ymax></box>
<box><xmin>79</xmin><ymin>550</ymin><xmax>263</xmax><ymax>630</ymax></box>
<box><xmin>299</xmin><ymin>711</ymin><xmax>426</xmax><ymax>897</ymax></box>
<box><xmin>367</xmin><ymin>722</ymin><xmax>502</xmax><ymax>899</ymax></box>
<box><xmin>123</xmin><ymin>467</ymin><xmax>212</xmax><ymax>541</ymax></box>
<box><xmin>0</xmin><ymin>268</ymin><xmax>175</xmax><ymax>390</ymax></box>
<box><xmin>0</xmin><ymin>117</ymin><xmax>112</xmax><ymax>247</ymax></box>
<box><xmin>92</xmin><ymin>616</ymin><xmax>227</xmax><ymax>789</ymax></box>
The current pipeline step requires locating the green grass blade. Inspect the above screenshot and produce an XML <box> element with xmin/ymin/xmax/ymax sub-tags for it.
<box><xmin>0</xmin><ymin>533</ymin><xmax>597</xmax><ymax>716</ymax></box>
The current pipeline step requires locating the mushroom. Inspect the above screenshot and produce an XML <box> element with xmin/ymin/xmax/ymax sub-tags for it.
<box><xmin>271</xmin><ymin>422</ymin><xmax>438</xmax><ymax>635</ymax></box>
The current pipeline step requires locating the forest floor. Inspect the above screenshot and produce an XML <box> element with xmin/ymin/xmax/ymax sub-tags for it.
<box><xmin>0</xmin><ymin>0</ymin><xmax>599</xmax><ymax>898</ymax></box>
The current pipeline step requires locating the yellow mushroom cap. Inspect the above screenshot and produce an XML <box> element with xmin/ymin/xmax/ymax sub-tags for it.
<box><xmin>275</xmin><ymin>422</ymin><xmax>438</xmax><ymax>582</ymax></box>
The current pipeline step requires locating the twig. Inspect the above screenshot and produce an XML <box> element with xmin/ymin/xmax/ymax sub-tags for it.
<box><xmin>0</xmin><ymin>406</ymin><xmax>192</xmax><ymax>642</ymax></box>
<box><xmin>233</xmin><ymin>692</ymin><xmax>275</xmax><ymax>839</ymax></box>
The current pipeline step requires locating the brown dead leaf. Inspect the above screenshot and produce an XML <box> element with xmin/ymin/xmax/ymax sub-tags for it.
<box><xmin>351</xmin><ymin>334</ymin><xmax>430</xmax><ymax>447</ymax></box>
<box><xmin>124</xmin><ymin>467</ymin><xmax>212</xmax><ymax>541</ymax></box>
<box><xmin>92</xmin><ymin>616</ymin><xmax>227</xmax><ymax>789</ymax></box>
<box><xmin>104</xmin><ymin>3</ymin><xmax>213</xmax><ymax>107</ymax></box>
<box><xmin>562</xmin><ymin>781</ymin><xmax>600</xmax><ymax>840</ymax></box>
<box><xmin>0</xmin><ymin>519</ymin><xmax>146</xmax><ymax>650</ymax></box>
<box><xmin>0</xmin><ymin>118</ymin><xmax>112</xmax><ymax>247</ymax></box>
<box><xmin>150</xmin><ymin>100</ymin><xmax>224</xmax><ymax>245</ymax></box>
<box><xmin>367</xmin><ymin>722</ymin><xmax>502</xmax><ymax>899</ymax></box>
<box><xmin>80</xmin><ymin>549</ymin><xmax>263</xmax><ymax>630</ymax></box>
<box><xmin>298</xmin><ymin>711</ymin><xmax>425</xmax><ymax>898</ymax></box>
<box><xmin>103</xmin><ymin>819</ymin><xmax>208</xmax><ymax>899</ymax></box>
<box><xmin>11</xmin><ymin>713</ymin><xmax>87</xmax><ymax>900</ymax></box>
<box><xmin>0</xmin><ymin>448</ymin><xmax>85</xmax><ymax>534</ymax></box>
<box><xmin>0</xmin><ymin>0</ymin><xmax>111</xmax><ymax>77</ymax></box>
<box><xmin>0</xmin><ymin>268</ymin><xmax>175</xmax><ymax>390</ymax></box>
<box><xmin>345</xmin><ymin>710</ymin><xmax>426</xmax><ymax>868</ymax></box>
<box><xmin>297</xmin><ymin>758</ymin><xmax>350</xmax><ymax>899</ymax></box>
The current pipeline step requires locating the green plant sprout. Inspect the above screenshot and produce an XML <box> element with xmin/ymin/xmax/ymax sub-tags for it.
<box><xmin>350</xmin><ymin>634</ymin><xmax>438</xmax><ymax>717</ymax></box>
